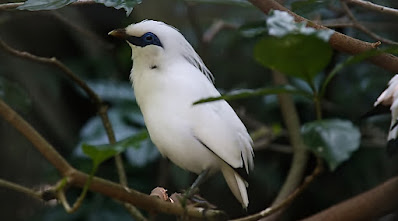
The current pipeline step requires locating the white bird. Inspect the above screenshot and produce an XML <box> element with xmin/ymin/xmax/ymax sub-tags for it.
<box><xmin>109</xmin><ymin>20</ymin><xmax>254</xmax><ymax>208</ymax></box>
<box><xmin>374</xmin><ymin>74</ymin><xmax>398</xmax><ymax>153</ymax></box>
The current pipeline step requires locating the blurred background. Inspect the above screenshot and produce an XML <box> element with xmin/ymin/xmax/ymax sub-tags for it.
<box><xmin>0</xmin><ymin>0</ymin><xmax>398</xmax><ymax>220</ymax></box>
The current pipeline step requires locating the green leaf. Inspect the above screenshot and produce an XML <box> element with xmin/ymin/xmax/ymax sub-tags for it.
<box><xmin>320</xmin><ymin>47</ymin><xmax>398</xmax><ymax>97</ymax></box>
<box><xmin>193</xmin><ymin>85</ymin><xmax>311</xmax><ymax>104</ymax></box>
<box><xmin>82</xmin><ymin>130</ymin><xmax>149</xmax><ymax>167</ymax></box>
<box><xmin>95</xmin><ymin>0</ymin><xmax>142</xmax><ymax>16</ymax></box>
<box><xmin>17</xmin><ymin>0</ymin><xmax>76</xmax><ymax>11</ymax></box>
<box><xmin>301</xmin><ymin>119</ymin><xmax>361</xmax><ymax>171</ymax></box>
<box><xmin>17</xmin><ymin>0</ymin><xmax>142</xmax><ymax>15</ymax></box>
<box><xmin>254</xmin><ymin>34</ymin><xmax>333</xmax><ymax>81</ymax></box>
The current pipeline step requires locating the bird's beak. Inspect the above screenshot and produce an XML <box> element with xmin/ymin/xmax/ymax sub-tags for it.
<box><xmin>108</xmin><ymin>28</ymin><xmax>128</xmax><ymax>39</ymax></box>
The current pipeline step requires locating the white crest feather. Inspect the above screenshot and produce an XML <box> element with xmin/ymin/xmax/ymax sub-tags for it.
<box><xmin>126</xmin><ymin>20</ymin><xmax>215</xmax><ymax>83</ymax></box>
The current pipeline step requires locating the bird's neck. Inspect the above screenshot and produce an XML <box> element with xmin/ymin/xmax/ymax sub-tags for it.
<box><xmin>131</xmin><ymin>46</ymin><xmax>167</xmax><ymax>70</ymax></box>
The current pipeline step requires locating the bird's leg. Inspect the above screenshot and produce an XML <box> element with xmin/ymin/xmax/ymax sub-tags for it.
<box><xmin>181</xmin><ymin>169</ymin><xmax>210</xmax><ymax>207</ymax></box>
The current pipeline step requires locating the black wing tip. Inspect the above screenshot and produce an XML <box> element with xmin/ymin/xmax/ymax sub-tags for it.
<box><xmin>194</xmin><ymin>136</ymin><xmax>250</xmax><ymax>181</ymax></box>
<box><xmin>360</xmin><ymin>104</ymin><xmax>390</xmax><ymax>120</ymax></box>
<box><xmin>233</xmin><ymin>167</ymin><xmax>249</xmax><ymax>181</ymax></box>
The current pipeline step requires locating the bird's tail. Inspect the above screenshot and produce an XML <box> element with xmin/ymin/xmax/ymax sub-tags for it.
<box><xmin>387</xmin><ymin>118</ymin><xmax>398</xmax><ymax>155</ymax></box>
<box><xmin>220</xmin><ymin>163</ymin><xmax>249</xmax><ymax>208</ymax></box>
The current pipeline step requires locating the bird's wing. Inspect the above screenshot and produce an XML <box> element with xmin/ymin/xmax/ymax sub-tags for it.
<box><xmin>375</xmin><ymin>74</ymin><xmax>398</xmax><ymax>106</ymax></box>
<box><xmin>191</xmin><ymin>99</ymin><xmax>254</xmax><ymax>174</ymax></box>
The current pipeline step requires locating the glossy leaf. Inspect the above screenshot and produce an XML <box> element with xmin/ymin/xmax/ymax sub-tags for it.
<box><xmin>193</xmin><ymin>85</ymin><xmax>311</xmax><ymax>104</ymax></box>
<box><xmin>95</xmin><ymin>0</ymin><xmax>142</xmax><ymax>16</ymax></box>
<box><xmin>17</xmin><ymin>0</ymin><xmax>141</xmax><ymax>15</ymax></box>
<box><xmin>254</xmin><ymin>34</ymin><xmax>333</xmax><ymax>81</ymax></box>
<box><xmin>17</xmin><ymin>0</ymin><xmax>76</xmax><ymax>11</ymax></box>
<box><xmin>82</xmin><ymin>130</ymin><xmax>149</xmax><ymax>168</ymax></box>
<box><xmin>301</xmin><ymin>119</ymin><xmax>361</xmax><ymax>171</ymax></box>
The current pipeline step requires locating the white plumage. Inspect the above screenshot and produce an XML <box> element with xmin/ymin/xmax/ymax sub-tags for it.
<box><xmin>110</xmin><ymin>20</ymin><xmax>254</xmax><ymax>207</ymax></box>
<box><xmin>375</xmin><ymin>74</ymin><xmax>398</xmax><ymax>142</ymax></box>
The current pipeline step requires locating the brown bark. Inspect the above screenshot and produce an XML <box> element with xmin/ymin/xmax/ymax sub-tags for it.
<box><xmin>248</xmin><ymin>0</ymin><xmax>398</xmax><ymax>73</ymax></box>
<box><xmin>301</xmin><ymin>176</ymin><xmax>398</xmax><ymax>221</ymax></box>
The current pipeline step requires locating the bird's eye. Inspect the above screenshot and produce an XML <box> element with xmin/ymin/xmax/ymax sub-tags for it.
<box><xmin>145</xmin><ymin>35</ymin><xmax>153</xmax><ymax>41</ymax></box>
<box><xmin>139</xmin><ymin>32</ymin><xmax>163</xmax><ymax>47</ymax></box>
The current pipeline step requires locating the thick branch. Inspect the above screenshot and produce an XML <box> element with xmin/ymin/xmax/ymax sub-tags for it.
<box><xmin>68</xmin><ymin>170</ymin><xmax>226</xmax><ymax>220</ymax></box>
<box><xmin>0</xmin><ymin>99</ymin><xmax>73</xmax><ymax>175</ymax></box>
<box><xmin>247</xmin><ymin>0</ymin><xmax>398</xmax><ymax>73</ymax></box>
<box><xmin>0</xmin><ymin>38</ymin><xmax>138</xmax><ymax>218</ymax></box>
<box><xmin>301</xmin><ymin>176</ymin><xmax>398</xmax><ymax>221</ymax></box>
<box><xmin>0</xmin><ymin>98</ymin><xmax>225</xmax><ymax>220</ymax></box>
<box><xmin>0</xmin><ymin>36</ymin><xmax>128</xmax><ymax>186</ymax></box>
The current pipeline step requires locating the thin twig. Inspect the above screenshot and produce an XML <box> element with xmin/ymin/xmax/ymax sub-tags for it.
<box><xmin>0</xmin><ymin>2</ymin><xmax>22</xmax><ymax>10</ymax></box>
<box><xmin>0</xmin><ymin>178</ymin><xmax>43</xmax><ymax>201</ymax></box>
<box><xmin>341</xmin><ymin>1</ymin><xmax>398</xmax><ymax>46</ymax></box>
<box><xmin>0</xmin><ymin>38</ymin><xmax>101</xmax><ymax>106</ymax></box>
<box><xmin>344</xmin><ymin>0</ymin><xmax>398</xmax><ymax>17</ymax></box>
<box><xmin>0</xmin><ymin>97</ymin><xmax>226</xmax><ymax>220</ymax></box>
<box><xmin>231</xmin><ymin>158</ymin><xmax>323</xmax><ymax>221</ymax></box>
<box><xmin>0</xmin><ymin>38</ymin><xmax>140</xmax><ymax>218</ymax></box>
<box><xmin>50</xmin><ymin>11</ymin><xmax>113</xmax><ymax>50</ymax></box>
<box><xmin>202</xmin><ymin>20</ymin><xmax>239</xmax><ymax>43</ymax></box>
<box><xmin>256</xmin><ymin>72</ymin><xmax>310</xmax><ymax>221</ymax></box>
<box><xmin>0</xmin><ymin>1</ymin><xmax>96</xmax><ymax>10</ymax></box>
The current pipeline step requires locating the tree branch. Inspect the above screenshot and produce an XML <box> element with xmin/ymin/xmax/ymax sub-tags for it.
<box><xmin>341</xmin><ymin>1</ymin><xmax>398</xmax><ymax>46</ymax></box>
<box><xmin>301</xmin><ymin>176</ymin><xmax>398</xmax><ymax>221</ymax></box>
<box><xmin>68</xmin><ymin>170</ymin><xmax>227</xmax><ymax>220</ymax></box>
<box><xmin>270</xmin><ymin>72</ymin><xmax>310</xmax><ymax>205</ymax></box>
<box><xmin>0</xmin><ymin>178</ymin><xmax>43</xmax><ymax>201</ymax></box>
<box><xmin>0</xmin><ymin>99</ymin><xmax>73</xmax><ymax>175</ymax></box>
<box><xmin>0</xmin><ymin>38</ymin><xmax>101</xmax><ymax>106</ymax></box>
<box><xmin>231</xmin><ymin>158</ymin><xmax>323</xmax><ymax>221</ymax></box>
<box><xmin>344</xmin><ymin>0</ymin><xmax>398</xmax><ymax>17</ymax></box>
<box><xmin>0</xmin><ymin>98</ymin><xmax>226</xmax><ymax>220</ymax></box>
<box><xmin>255</xmin><ymin>72</ymin><xmax>311</xmax><ymax>221</ymax></box>
<box><xmin>247</xmin><ymin>0</ymin><xmax>398</xmax><ymax>73</ymax></box>
<box><xmin>0</xmin><ymin>38</ymin><xmax>136</xmax><ymax>218</ymax></box>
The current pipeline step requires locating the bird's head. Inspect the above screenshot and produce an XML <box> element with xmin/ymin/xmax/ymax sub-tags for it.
<box><xmin>109</xmin><ymin>20</ymin><xmax>168</xmax><ymax>55</ymax></box>
<box><xmin>109</xmin><ymin>20</ymin><xmax>214</xmax><ymax>82</ymax></box>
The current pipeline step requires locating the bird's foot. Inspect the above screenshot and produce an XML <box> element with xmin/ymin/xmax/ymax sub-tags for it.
<box><xmin>170</xmin><ymin>191</ymin><xmax>216</xmax><ymax>209</ymax></box>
